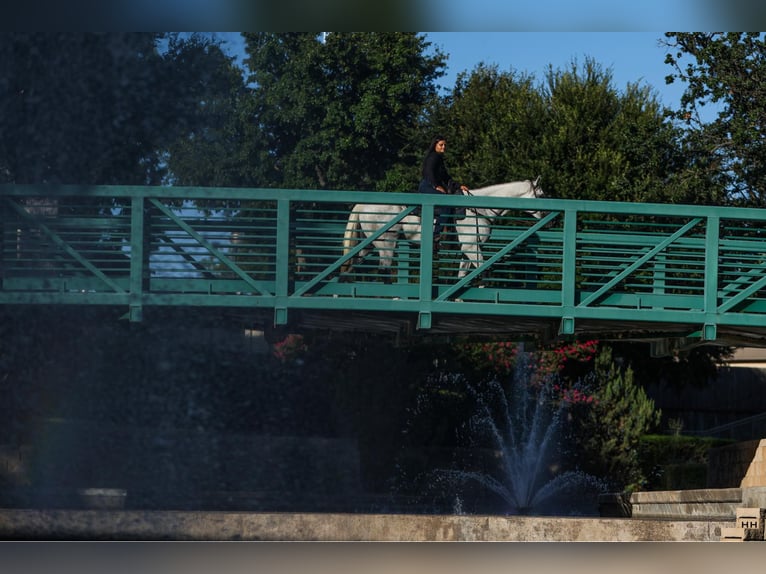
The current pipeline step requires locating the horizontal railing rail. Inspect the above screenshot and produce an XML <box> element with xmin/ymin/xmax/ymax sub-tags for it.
<box><xmin>3</xmin><ymin>184</ymin><xmax>766</xmax><ymax>342</ymax></box>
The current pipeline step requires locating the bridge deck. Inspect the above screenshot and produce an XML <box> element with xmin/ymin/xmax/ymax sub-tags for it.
<box><xmin>3</xmin><ymin>184</ymin><xmax>766</xmax><ymax>347</ymax></box>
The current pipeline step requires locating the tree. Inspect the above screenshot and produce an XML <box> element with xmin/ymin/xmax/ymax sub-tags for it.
<box><xmin>539</xmin><ymin>58</ymin><xmax>688</xmax><ymax>204</ymax></box>
<box><xmin>155</xmin><ymin>35</ymin><xmax>251</xmax><ymax>188</ymax></box>
<box><xmin>241</xmin><ymin>32</ymin><xmax>446</xmax><ymax>191</ymax></box>
<box><xmin>432</xmin><ymin>58</ymin><xmax>690</xmax><ymax>205</ymax></box>
<box><xmin>0</xmin><ymin>33</ymin><xmax>241</xmax><ymax>187</ymax></box>
<box><xmin>663</xmin><ymin>33</ymin><xmax>766</xmax><ymax>206</ymax></box>
<box><xmin>569</xmin><ymin>346</ymin><xmax>662</xmax><ymax>491</ymax></box>
<box><xmin>430</xmin><ymin>64</ymin><xmax>546</xmax><ymax>188</ymax></box>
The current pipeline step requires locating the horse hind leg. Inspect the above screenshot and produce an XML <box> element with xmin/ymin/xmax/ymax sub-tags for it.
<box><xmin>377</xmin><ymin>244</ymin><xmax>396</xmax><ymax>284</ymax></box>
<box><xmin>458</xmin><ymin>249</ymin><xmax>484</xmax><ymax>280</ymax></box>
<box><xmin>373</xmin><ymin>265</ymin><xmax>396</xmax><ymax>284</ymax></box>
<box><xmin>339</xmin><ymin>247</ymin><xmax>370</xmax><ymax>282</ymax></box>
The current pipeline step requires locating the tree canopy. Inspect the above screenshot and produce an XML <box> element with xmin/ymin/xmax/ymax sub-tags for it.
<box><xmin>663</xmin><ymin>32</ymin><xmax>766</xmax><ymax>206</ymax></box>
<box><xmin>0</xmin><ymin>33</ymin><xmax>243</xmax><ymax>186</ymax></box>
<box><xmin>240</xmin><ymin>32</ymin><xmax>446</xmax><ymax>191</ymax></box>
<box><xmin>5</xmin><ymin>31</ymin><xmax>759</xmax><ymax>209</ymax></box>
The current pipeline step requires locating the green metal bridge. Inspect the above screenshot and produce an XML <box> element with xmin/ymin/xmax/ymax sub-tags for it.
<box><xmin>4</xmin><ymin>183</ymin><xmax>766</xmax><ymax>349</ymax></box>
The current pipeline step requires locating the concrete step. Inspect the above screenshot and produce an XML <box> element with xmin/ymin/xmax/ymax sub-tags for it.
<box><xmin>720</xmin><ymin>507</ymin><xmax>765</xmax><ymax>541</ymax></box>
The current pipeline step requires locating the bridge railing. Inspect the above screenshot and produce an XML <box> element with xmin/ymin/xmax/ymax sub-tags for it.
<box><xmin>3</xmin><ymin>184</ymin><xmax>766</xmax><ymax>342</ymax></box>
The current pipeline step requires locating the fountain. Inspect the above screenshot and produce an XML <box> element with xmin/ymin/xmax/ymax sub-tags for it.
<box><xmin>395</xmin><ymin>353</ymin><xmax>606</xmax><ymax>516</ymax></box>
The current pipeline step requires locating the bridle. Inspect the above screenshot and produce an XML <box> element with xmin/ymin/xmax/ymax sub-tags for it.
<box><xmin>461</xmin><ymin>180</ymin><xmax>540</xmax><ymax>216</ymax></box>
<box><xmin>460</xmin><ymin>179</ymin><xmax>542</xmax><ymax>228</ymax></box>
<box><xmin>460</xmin><ymin>188</ymin><xmax>501</xmax><ymax>219</ymax></box>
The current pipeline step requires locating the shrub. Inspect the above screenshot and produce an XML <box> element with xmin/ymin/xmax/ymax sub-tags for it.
<box><xmin>567</xmin><ymin>346</ymin><xmax>662</xmax><ymax>492</ymax></box>
<box><xmin>638</xmin><ymin>434</ymin><xmax>735</xmax><ymax>490</ymax></box>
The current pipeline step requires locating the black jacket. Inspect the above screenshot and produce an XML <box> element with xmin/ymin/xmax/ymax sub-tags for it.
<box><xmin>421</xmin><ymin>150</ymin><xmax>453</xmax><ymax>190</ymax></box>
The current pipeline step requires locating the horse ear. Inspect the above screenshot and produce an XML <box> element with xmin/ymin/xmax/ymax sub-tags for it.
<box><xmin>533</xmin><ymin>175</ymin><xmax>541</xmax><ymax>187</ymax></box>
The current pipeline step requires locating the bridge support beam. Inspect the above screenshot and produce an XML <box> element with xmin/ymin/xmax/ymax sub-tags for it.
<box><xmin>559</xmin><ymin>316</ymin><xmax>575</xmax><ymax>337</ymax></box>
<box><xmin>129</xmin><ymin>304</ymin><xmax>142</xmax><ymax>323</ymax></box>
<box><xmin>274</xmin><ymin>307</ymin><xmax>288</xmax><ymax>326</ymax></box>
<box><xmin>703</xmin><ymin>323</ymin><xmax>717</xmax><ymax>341</ymax></box>
<box><xmin>417</xmin><ymin>311</ymin><xmax>432</xmax><ymax>330</ymax></box>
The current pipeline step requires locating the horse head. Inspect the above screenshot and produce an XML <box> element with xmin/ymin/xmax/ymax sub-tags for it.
<box><xmin>531</xmin><ymin>175</ymin><xmax>544</xmax><ymax>198</ymax></box>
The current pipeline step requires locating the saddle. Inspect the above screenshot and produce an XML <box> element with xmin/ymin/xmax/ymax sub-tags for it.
<box><xmin>413</xmin><ymin>181</ymin><xmax>466</xmax><ymax>219</ymax></box>
<box><xmin>447</xmin><ymin>181</ymin><xmax>466</xmax><ymax>219</ymax></box>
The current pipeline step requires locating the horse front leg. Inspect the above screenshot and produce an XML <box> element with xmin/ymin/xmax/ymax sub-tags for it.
<box><xmin>458</xmin><ymin>247</ymin><xmax>484</xmax><ymax>279</ymax></box>
<box><xmin>377</xmin><ymin>241</ymin><xmax>396</xmax><ymax>284</ymax></box>
<box><xmin>339</xmin><ymin>247</ymin><xmax>369</xmax><ymax>281</ymax></box>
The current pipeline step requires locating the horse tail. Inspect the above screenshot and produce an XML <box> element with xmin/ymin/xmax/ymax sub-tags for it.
<box><xmin>340</xmin><ymin>205</ymin><xmax>361</xmax><ymax>273</ymax></box>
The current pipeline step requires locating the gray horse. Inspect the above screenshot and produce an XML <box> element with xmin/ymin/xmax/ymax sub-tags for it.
<box><xmin>340</xmin><ymin>177</ymin><xmax>545</xmax><ymax>279</ymax></box>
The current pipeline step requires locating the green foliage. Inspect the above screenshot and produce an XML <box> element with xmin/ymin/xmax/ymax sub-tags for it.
<box><xmin>538</xmin><ymin>58</ymin><xmax>686</xmax><ymax>203</ymax></box>
<box><xmin>569</xmin><ymin>346</ymin><xmax>662</xmax><ymax>492</ymax></box>
<box><xmin>431</xmin><ymin>64</ymin><xmax>546</xmax><ymax>187</ymax></box>
<box><xmin>241</xmin><ymin>32</ymin><xmax>446</xmax><ymax>190</ymax></box>
<box><xmin>0</xmin><ymin>33</ymin><xmax>236</xmax><ymax>186</ymax></box>
<box><xmin>638</xmin><ymin>434</ymin><xmax>734</xmax><ymax>490</ymax></box>
<box><xmin>430</xmin><ymin>58</ymin><xmax>686</xmax><ymax>205</ymax></box>
<box><xmin>663</xmin><ymin>33</ymin><xmax>766</xmax><ymax>205</ymax></box>
<box><xmin>160</xmin><ymin>36</ymin><xmax>252</xmax><ymax>187</ymax></box>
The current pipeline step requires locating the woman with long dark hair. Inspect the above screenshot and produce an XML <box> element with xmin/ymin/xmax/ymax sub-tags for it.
<box><xmin>419</xmin><ymin>135</ymin><xmax>469</xmax><ymax>248</ymax></box>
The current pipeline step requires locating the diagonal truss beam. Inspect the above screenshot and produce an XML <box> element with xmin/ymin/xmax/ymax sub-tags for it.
<box><xmin>5</xmin><ymin>198</ymin><xmax>125</xmax><ymax>293</ymax></box>
<box><xmin>150</xmin><ymin>199</ymin><xmax>273</xmax><ymax>296</ymax></box>
<box><xmin>578</xmin><ymin>217</ymin><xmax>703</xmax><ymax>308</ymax></box>
<box><xmin>436</xmin><ymin>211</ymin><xmax>559</xmax><ymax>302</ymax></box>
<box><xmin>294</xmin><ymin>205</ymin><xmax>418</xmax><ymax>297</ymax></box>
<box><xmin>718</xmin><ymin>271</ymin><xmax>766</xmax><ymax>313</ymax></box>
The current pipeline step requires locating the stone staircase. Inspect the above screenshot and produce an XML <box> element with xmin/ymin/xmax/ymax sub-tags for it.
<box><xmin>719</xmin><ymin>439</ymin><xmax>766</xmax><ymax>541</ymax></box>
<box><xmin>720</xmin><ymin>507</ymin><xmax>765</xmax><ymax>542</ymax></box>
<box><xmin>624</xmin><ymin>438</ymin><xmax>766</xmax><ymax>541</ymax></box>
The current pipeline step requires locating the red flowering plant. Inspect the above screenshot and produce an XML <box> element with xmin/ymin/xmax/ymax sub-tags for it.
<box><xmin>272</xmin><ymin>333</ymin><xmax>308</xmax><ymax>364</ymax></box>
<box><xmin>452</xmin><ymin>339</ymin><xmax>520</xmax><ymax>377</ymax></box>
<box><xmin>452</xmin><ymin>338</ymin><xmax>600</xmax><ymax>406</ymax></box>
<box><xmin>537</xmin><ymin>339</ymin><xmax>600</xmax><ymax>406</ymax></box>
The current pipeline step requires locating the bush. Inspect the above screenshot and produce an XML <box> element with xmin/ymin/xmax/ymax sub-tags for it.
<box><xmin>638</xmin><ymin>434</ymin><xmax>734</xmax><ymax>490</ymax></box>
<box><xmin>566</xmin><ymin>346</ymin><xmax>662</xmax><ymax>492</ymax></box>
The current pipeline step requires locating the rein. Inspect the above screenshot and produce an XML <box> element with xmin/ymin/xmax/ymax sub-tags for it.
<box><xmin>461</xmin><ymin>188</ymin><xmax>503</xmax><ymax>218</ymax></box>
<box><xmin>459</xmin><ymin>180</ymin><xmax>539</xmax><ymax>238</ymax></box>
<box><xmin>459</xmin><ymin>188</ymin><xmax>490</xmax><ymax>238</ymax></box>
<box><xmin>462</xmin><ymin>179</ymin><xmax>538</xmax><ymax>218</ymax></box>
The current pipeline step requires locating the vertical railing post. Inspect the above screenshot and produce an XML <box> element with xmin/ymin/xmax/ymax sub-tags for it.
<box><xmin>129</xmin><ymin>194</ymin><xmax>146</xmax><ymax>322</ymax></box>
<box><xmin>703</xmin><ymin>215</ymin><xmax>720</xmax><ymax>340</ymax></box>
<box><xmin>559</xmin><ymin>208</ymin><xmax>577</xmax><ymax>336</ymax></box>
<box><xmin>417</xmin><ymin>203</ymin><xmax>435</xmax><ymax>330</ymax></box>
<box><xmin>652</xmin><ymin>253</ymin><xmax>667</xmax><ymax>299</ymax></box>
<box><xmin>274</xmin><ymin>198</ymin><xmax>291</xmax><ymax>326</ymax></box>
<box><xmin>0</xmin><ymin>197</ymin><xmax>5</xmax><ymax>291</ymax></box>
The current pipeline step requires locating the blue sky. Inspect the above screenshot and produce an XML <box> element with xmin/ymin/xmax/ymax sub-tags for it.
<box><xmin>425</xmin><ymin>32</ymin><xmax>684</xmax><ymax>108</ymax></box>
<box><xmin>96</xmin><ymin>1</ymin><xmax>757</xmax><ymax>31</ymax></box>
<box><xmin>419</xmin><ymin>0</ymin><xmax>731</xmax><ymax>31</ymax></box>
<box><xmin>220</xmin><ymin>32</ymin><xmax>691</xmax><ymax>112</ymax></box>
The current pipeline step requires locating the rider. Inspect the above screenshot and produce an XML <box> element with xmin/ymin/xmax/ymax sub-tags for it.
<box><xmin>418</xmin><ymin>135</ymin><xmax>469</xmax><ymax>249</ymax></box>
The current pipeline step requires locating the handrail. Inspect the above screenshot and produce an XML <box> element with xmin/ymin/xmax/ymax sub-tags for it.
<box><xmin>3</xmin><ymin>184</ymin><xmax>766</xmax><ymax>343</ymax></box>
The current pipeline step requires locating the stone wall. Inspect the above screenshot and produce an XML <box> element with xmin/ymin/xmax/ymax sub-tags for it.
<box><xmin>644</xmin><ymin>366</ymin><xmax>766</xmax><ymax>439</ymax></box>
<box><xmin>0</xmin><ymin>420</ymin><xmax>363</xmax><ymax>511</ymax></box>
<box><xmin>707</xmin><ymin>439</ymin><xmax>763</xmax><ymax>489</ymax></box>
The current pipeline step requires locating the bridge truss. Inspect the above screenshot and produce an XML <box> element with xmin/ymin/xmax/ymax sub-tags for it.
<box><xmin>3</xmin><ymin>184</ymin><xmax>766</xmax><ymax>349</ymax></box>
